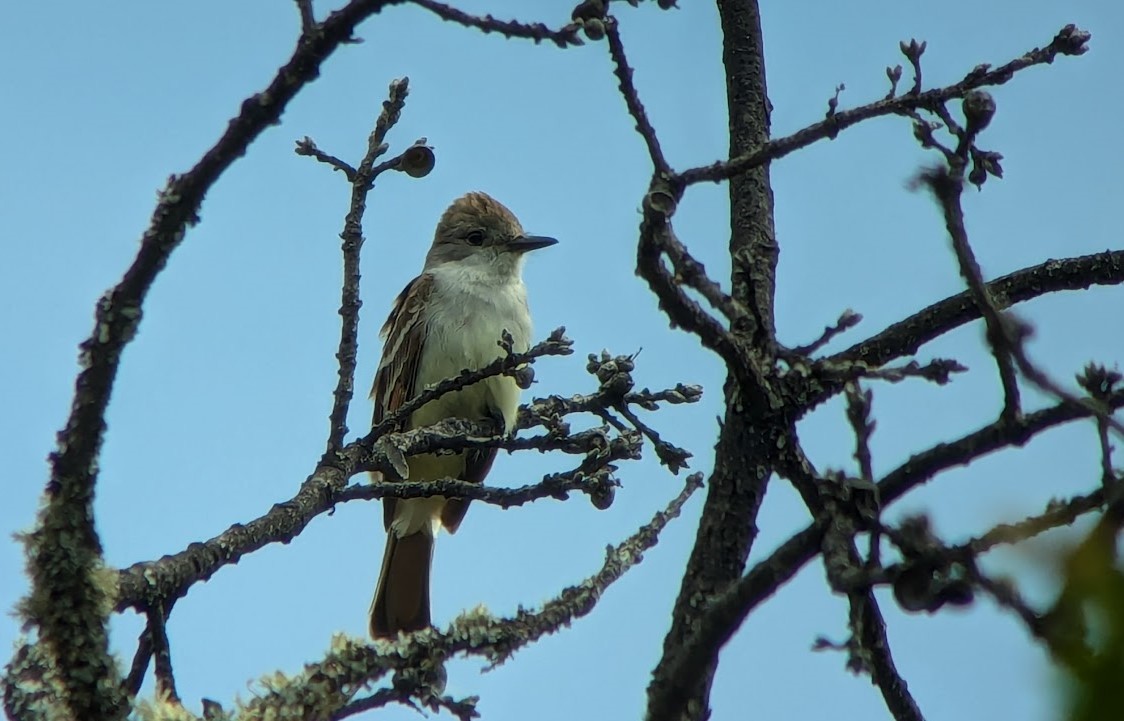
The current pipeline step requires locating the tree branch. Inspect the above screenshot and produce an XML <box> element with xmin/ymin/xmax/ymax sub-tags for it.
<box><xmin>114</xmin><ymin>351</ymin><xmax>693</xmax><ymax>612</ymax></box>
<box><xmin>409</xmin><ymin>0</ymin><xmax>583</xmax><ymax>47</ymax></box>
<box><xmin>310</xmin><ymin>76</ymin><xmax>413</xmax><ymax>454</ymax></box>
<box><xmin>605</xmin><ymin>16</ymin><xmax>670</xmax><ymax>175</ymax></box>
<box><xmin>651</xmin><ymin>388</ymin><xmax>1124</xmax><ymax>721</ymax></box>
<box><xmin>239</xmin><ymin>473</ymin><xmax>703</xmax><ymax>718</ymax></box>
<box><xmin>676</xmin><ymin>24</ymin><xmax>1091</xmax><ymax>186</ymax></box>
<box><xmin>835</xmin><ymin>250</ymin><xmax>1124</xmax><ymax>367</ymax></box>
<box><xmin>22</xmin><ymin>3</ymin><xmax>407</xmax><ymax>718</ymax></box>
<box><xmin>648</xmin><ymin>3</ymin><xmax>781</xmax><ymax>719</ymax></box>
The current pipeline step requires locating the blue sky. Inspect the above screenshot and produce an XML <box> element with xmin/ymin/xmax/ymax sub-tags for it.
<box><xmin>2</xmin><ymin>1</ymin><xmax>1122</xmax><ymax>719</ymax></box>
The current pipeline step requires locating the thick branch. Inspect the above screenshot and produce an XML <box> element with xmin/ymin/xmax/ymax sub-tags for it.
<box><xmin>648</xmin><ymin>3</ymin><xmax>780</xmax><ymax>719</ymax></box>
<box><xmin>803</xmin><ymin>250</ymin><xmax>1124</xmax><ymax>413</ymax></box>
<box><xmin>654</xmin><ymin>389</ymin><xmax>1124</xmax><ymax>719</ymax></box>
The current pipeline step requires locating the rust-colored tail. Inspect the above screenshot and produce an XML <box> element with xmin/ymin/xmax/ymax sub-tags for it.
<box><xmin>369</xmin><ymin>531</ymin><xmax>434</xmax><ymax>638</ymax></box>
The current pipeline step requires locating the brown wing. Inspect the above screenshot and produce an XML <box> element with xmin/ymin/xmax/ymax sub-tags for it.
<box><xmin>440</xmin><ymin>447</ymin><xmax>496</xmax><ymax>533</ymax></box>
<box><xmin>371</xmin><ymin>273</ymin><xmax>434</xmax><ymax>530</ymax></box>
<box><xmin>440</xmin><ymin>400</ymin><xmax>505</xmax><ymax>533</ymax></box>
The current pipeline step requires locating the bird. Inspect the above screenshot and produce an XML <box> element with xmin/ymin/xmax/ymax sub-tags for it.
<box><xmin>368</xmin><ymin>191</ymin><xmax>556</xmax><ymax>638</ymax></box>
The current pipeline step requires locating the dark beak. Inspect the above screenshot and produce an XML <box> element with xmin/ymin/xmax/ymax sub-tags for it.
<box><xmin>508</xmin><ymin>235</ymin><xmax>558</xmax><ymax>253</ymax></box>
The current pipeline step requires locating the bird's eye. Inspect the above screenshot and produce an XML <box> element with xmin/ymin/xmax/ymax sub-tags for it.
<box><xmin>465</xmin><ymin>230</ymin><xmax>486</xmax><ymax>246</ymax></box>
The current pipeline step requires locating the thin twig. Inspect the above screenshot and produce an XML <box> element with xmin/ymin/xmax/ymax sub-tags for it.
<box><xmin>605</xmin><ymin>17</ymin><xmax>670</xmax><ymax>175</ymax></box>
<box><xmin>919</xmin><ymin>166</ymin><xmax>1022</xmax><ymax>423</ymax></box>
<box><xmin>294</xmin><ymin>137</ymin><xmax>358</xmax><ymax>182</ymax></box>
<box><xmin>790</xmin><ymin>309</ymin><xmax>863</xmax><ymax>356</ymax></box>
<box><xmin>320</xmin><ymin>77</ymin><xmax>411</xmax><ymax>454</ymax></box>
<box><xmin>880</xmin><ymin>388</ymin><xmax>1124</xmax><ymax>505</ymax></box>
<box><xmin>295</xmin><ymin>0</ymin><xmax>316</xmax><ymax>34</ymax></box>
<box><xmin>409</xmin><ymin>0</ymin><xmax>583</xmax><ymax>48</ymax></box>
<box><xmin>845</xmin><ymin>382</ymin><xmax>881</xmax><ymax>565</ymax></box>
<box><xmin>814</xmin><ymin>357</ymin><xmax>967</xmax><ymax>387</ymax></box>
<box><xmin>114</xmin><ymin>338</ymin><xmax>690</xmax><ymax>612</ymax></box>
<box><xmin>342</xmin><ymin>450</ymin><xmax>625</xmax><ymax>510</ymax></box>
<box><xmin>960</xmin><ymin>488</ymin><xmax>1106</xmax><ymax>556</ymax></box>
<box><xmin>331</xmin><ymin>688</ymin><xmax>401</xmax><ymax>720</ymax></box>
<box><xmin>813</xmin><ymin>249</ymin><xmax>1124</xmax><ymax>413</ymax></box>
<box><xmin>147</xmin><ymin>604</ymin><xmax>179</xmax><ymax>704</ymax></box>
<box><xmin>676</xmin><ymin>25</ymin><xmax>1090</xmax><ymax>186</ymax></box>
<box><xmin>635</xmin><ymin>187</ymin><xmax>763</xmax><ymax>392</ymax></box>
<box><xmin>28</xmin><ymin>2</ymin><xmax>403</xmax><ymax>717</ymax></box>
<box><xmin>122</xmin><ymin>623</ymin><xmax>154</xmax><ymax>698</ymax></box>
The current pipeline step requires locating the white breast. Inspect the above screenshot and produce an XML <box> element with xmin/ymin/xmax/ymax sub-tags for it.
<box><xmin>412</xmin><ymin>260</ymin><xmax>532</xmax><ymax>434</ymax></box>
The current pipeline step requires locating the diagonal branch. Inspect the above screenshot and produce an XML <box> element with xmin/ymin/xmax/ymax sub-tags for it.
<box><xmin>605</xmin><ymin>16</ymin><xmax>670</xmax><ymax>175</ymax></box>
<box><xmin>24</xmin><ymin>3</ymin><xmax>403</xmax><ymax>718</ymax></box>
<box><xmin>880</xmin><ymin>388</ymin><xmax>1124</xmax><ymax>505</ymax></box>
<box><xmin>238</xmin><ymin>473</ymin><xmax>703</xmax><ymax>719</ymax></box>
<box><xmin>652</xmin><ymin>387</ymin><xmax>1124</xmax><ymax>721</ymax></box>
<box><xmin>365</xmin><ymin>328</ymin><xmax>574</xmax><ymax>442</ymax></box>
<box><xmin>146</xmin><ymin>604</ymin><xmax>179</xmax><ymax>705</ymax></box>
<box><xmin>676</xmin><ymin>24</ymin><xmax>1090</xmax><ymax>186</ymax></box>
<box><xmin>920</xmin><ymin>166</ymin><xmax>1022</xmax><ymax>423</ymax></box>
<box><xmin>806</xmin><ymin>250</ymin><xmax>1124</xmax><ymax>412</ymax></box>
<box><xmin>920</xmin><ymin>167</ymin><xmax>1124</xmax><ymax>438</ymax></box>
<box><xmin>409</xmin><ymin>0</ymin><xmax>583</xmax><ymax>47</ymax></box>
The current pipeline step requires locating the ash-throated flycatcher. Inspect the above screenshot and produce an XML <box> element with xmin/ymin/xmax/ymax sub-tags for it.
<box><xmin>368</xmin><ymin>191</ymin><xmax>556</xmax><ymax>638</ymax></box>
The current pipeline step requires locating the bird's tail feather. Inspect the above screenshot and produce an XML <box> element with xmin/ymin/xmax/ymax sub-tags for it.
<box><xmin>369</xmin><ymin>531</ymin><xmax>433</xmax><ymax>638</ymax></box>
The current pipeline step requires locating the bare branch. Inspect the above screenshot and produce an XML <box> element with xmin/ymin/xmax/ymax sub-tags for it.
<box><xmin>961</xmin><ymin>489</ymin><xmax>1106</xmax><ymax>556</ymax></box>
<box><xmin>24</xmin><ymin>3</ymin><xmax>423</xmax><ymax>717</ymax></box>
<box><xmin>917</xmin><ymin>166</ymin><xmax>1022</xmax><ymax>423</ymax></box>
<box><xmin>820</xmin><ymin>250</ymin><xmax>1124</xmax><ymax>403</ymax></box>
<box><xmin>605</xmin><ymin>16</ymin><xmax>670</xmax><ymax>174</ymax></box>
<box><xmin>409</xmin><ymin>0</ymin><xmax>583</xmax><ymax>48</ymax></box>
<box><xmin>881</xmin><ymin>388</ymin><xmax>1124</xmax><ymax>505</ymax></box>
<box><xmin>339</xmin><ymin>465</ymin><xmax>620</xmax><ymax>511</ymax></box>
<box><xmin>647</xmin><ymin>523</ymin><xmax>823</xmax><ymax>721</ymax></box>
<box><xmin>146</xmin><ymin>605</ymin><xmax>179</xmax><ymax>705</ymax></box>
<box><xmin>239</xmin><ymin>473</ymin><xmax>703</xmax><ymax>718</ymax></box>
<box><xmin>813</xmin><ymin>357</ymin><xmax>968</xmax><ymax>387</ymax></box>
<box><xmin>634</xmin><ymin>188</ymin><xmax>761</xmax><ymax>393</ymax></box>
<box><xmin>295</xmin><ymin>0</ymin><xmax>316</xmax><ymax>34</ymax></box>
<box><xmin>847</xmin><ymin>591</ymin><xmax>925</xmax><ymax>721</ymax></box>
<box><xmin>677</xmin><ymin>24</ymin><xmax>1091</xmax><ymax>186</ymax></box>
<box><xmin>294</xmin><ymin>137</ymin><xmax>358</xmax><ymax>182</ymax></box>
<box><xmin>789</xmin><ymin>308</ymin><xmax>862</xmax><ymax>356</ymax></box>
<box><xmin>122</xmin><ymin>625</ymin><xmax>153</xmax><ymax>699</ymax></box>
<box><xmin>652</xmin><ymin>387</ymin><xmax>1124</xmax><ymax>721</ymax></box>
<box><xmin>114</xmin><ymin>340</ymin><xmax>691</xmax><ymax>612</ymax></box>
<box><xmin>919</xmin><ymin>166</ymin><xmax>1124</xmax><ymax>438</ymax></box>
<box><xmin>334</xmin><ymin>687</ymin><xmax>479</xmax><ymax>721</ymax></box>
<box><xmin>317</xmin><ymin>77</ymin><xmax>413</xmax><ymax>454</ymax></box>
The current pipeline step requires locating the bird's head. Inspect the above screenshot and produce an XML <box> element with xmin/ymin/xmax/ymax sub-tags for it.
<box><xmin>425</xmin><ymin>192</ymin><xmax>556</xmax><ymax>275</ymax></box>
